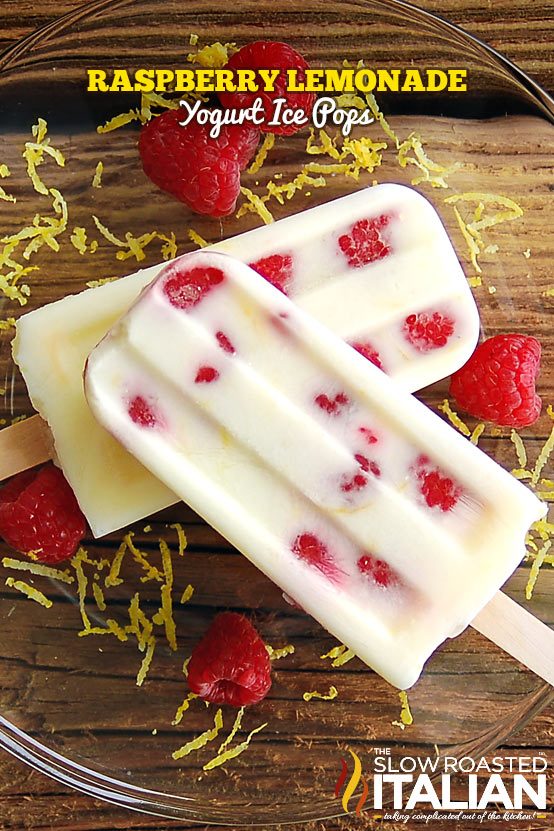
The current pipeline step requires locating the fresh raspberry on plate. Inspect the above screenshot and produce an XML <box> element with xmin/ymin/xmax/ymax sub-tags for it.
<box><xmin>249</xmin><ymin>253</ymin><xmax>294</xmax><ymax>295</ymax></box>
<box><xmin>338</xmin><ymin>215</ymin><xmax>392</xmax><ymax>268</ymax></box>
<box><xmin>187</xmin><ymin>612</ymin><xmax>271</xmax><ymax>706</ymax></box>
<box><xmin>0</xmin><ymin>464</ymin><xmax>86</xmax><ymax>564</ymax></box>
<box><xmin>218</xmin><ymin>41</ymin><xmax>316</xmax><ymax>135</ymax></box>
<box><xmin>403</xmin><ymin>310</ymin><xmax>455</xmax><ymax>352</ymax></box>
<box><xmin>449</xmin><ymin>334</ymin><xmax>542</xmax><ymax>428</ymax></box>
<box><xmin>138</xmin><ymin>108</ymin><xmax>260</xmax><ymax>216</ymax></box>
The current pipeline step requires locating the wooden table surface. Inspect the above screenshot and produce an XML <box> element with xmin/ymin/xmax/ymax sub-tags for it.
<box><xmin>0</xmin><ymin>1</ymin><xmax>553</xmax><ymax>830</ymax></box>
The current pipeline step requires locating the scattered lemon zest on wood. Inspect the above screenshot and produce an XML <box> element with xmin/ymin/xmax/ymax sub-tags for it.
<box><xmin>92</xmin><ymin>161</ymin><xmax>104</xmax><ymax>188</ymax></box>
<box><xmin>97</xmin><ymin>109</ymin><xmax>141</xmax><ymax>134</ymax></box>
<box><xmin>215</xmin><ymin>706</ymin><xmax>244</xmax><ymax>754</ymax></box>
<box><xmin>72</xmin><ymin>547</ymin><xmax>92</xmax><ymax>631</ymax></box>
<box><xmin>525</xmin><ymin>540</ymin><xmax>552</xmax><ymax>600</ymax></box>
<box><xmin>248</xmin><ymin>133</ymin><xmax>275</xmax><ymax>174</ymax></box>
<box><xmin>0</xmin><ymin>317</ymin><xmax>16</xmax><ymax>330</ymax></box>
<box><xmin>397</xmin><ymin>132</ymin><xmax>458</xmax><ymax>189</ymax></box>
<box><xmin>470</xmin><ymin>423</ymin><xmax>485</xmax><ymax>445</ymax></box>
<box><xmin>170</xmin><ymin>523</ymin><xmax>188</xmax><ymax>556</ymax></box>
<box><xmin>70</xmin><ymin>226</ymin><xmax>88</xmax><ymax>255</ymax></box>
<box><xmin>303</xmin><ymin>686</ymin><xmax>338</xmax><ymax>702</ymax></box>
<box><xmin>186</xmin><ymin>41</ymin><xmax>237</xmax><ymax>68</ymax></box>
<box><xmin>158</xmin><ymin>539</ymin><xmax>177</xmax><ymax>651</ymax></box>
<box><xmin>392</xmin><ymin>690</ymin><xmax>413</xmax><ymax>729</ymax></box>
<box><xmin>510</xmin><ymin>429</ymin><xmax>528</xmax><ymax>469</ymax></box>
<box><xmin>86</xmin><ymin>277</ymin><xmax>118</xmax><ymax>288</ymax></box>
<box><xmin>172</xmin><ymin>692</ymin><xmax>199</xmax><ymax>725</ymax></box>
<box><xmin>266</xmin><ymin>643</ymin><xmax>295</xmax><ymax>660</ymax></box>
<box><xmin>180</xmin><ymin>584</ymin><xmax>194</xmax><ymax>604</ymax></box>
<box><xmin>3</xmin><ymin>557</ymin><xmax>75</xmax><ymax>584</ymax></box>
<box><xmin>203</xmin><ymin>719</ymin><xmax>267</xmax><ymax>771</ymax></box>
<box><xmin>188</xmin><ymin>228</ymin><xmax>208</xmax><ymax>248</ymax></box>
<box><xmin>238</xmin><ymin>186</ymin><xmax>274</xmax><ymax>224</ymax></box>
<box><xmin>105</xmin><ymin>539</ymin><xmax>127</xmax><ymax>588</ymax></box>
<box><xmin>320</xmin><ymin>643</ymin><xmax>355</xmax><ymax>667</ymax></box>
<box><xmin>437</xmin><ymin>400</ymin><xmax>471</xmax><ymax>436</ymax></box>
<box><xmin>136</xmin><ymin>637</ymin><xmax>156</xmax><ymax>686</ymax></box>
<box><xmin>124</xmin><ymin>532</ymin><xmax>163</xmax><ymax>582</ymax></box>
<box><xmin>172</xmin><ymin>708</ymin><xmax>224</xmax><ymax>760</ymax></box>
<box><xmin>92</xmin><ymin>581</ymin><xmax>107</xmax><ymax>611</ymax></box>
<box><xmin>5</xmin><ymin>577</ymin><xmax>52</xmax><ymax>608</ymax></box>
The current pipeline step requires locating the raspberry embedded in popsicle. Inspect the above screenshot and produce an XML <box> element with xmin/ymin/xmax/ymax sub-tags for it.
<box><xmin>249</xmin><ymin>253</ymin><xmax>294</xmax><ymax>295</ymax></box>
<box><xmin>357</xmin><ymin>554</ymin><xmax>399</xmax><ymax>588</ymax></box>
<box><xmin>314</xmin><ymin>391</ymin><xmax>350</xmax><ymax>416</ymax></box>
<box><xmin>291</xmin><ymin>532</ymin><xmax>343</xmax><ymax>583</ymax></box>
<box><xmin>415</xmin><ymin>454</ymin><xmax>462</xmax><ymax>512</ymax></box>
<box><xmin>358</xmin><ymin>426</ymin><xmax>379</xmax><ymax>446</ymax></box>
<box><xmin>195</xmin><ymin>366</ymin><xmax>220</xmax><ymax>384</ymax></box>
<box><xmin>341</xmin><ymin>454</ymin><xmax>380</xmax><ymax>494</ymax></box>
<box><xmin>216</xmin><ymin>331</ymin><xmax>236</xmax><ymax>354</ymax></box>
<box><xmin>163</xmin><ymin>264</ymin><xmax>225</xmax><ymax>309</ymax></box>
<box><xmin>128</xmin><ymin>395</ymin><xmax>163</xmax><ymax>428</ymax></box>
<box><xmin>338</xmin><ymin>215</ymin><xmax>392</xmax><ymax>268</ymax></box>
<box><xmin>351</xmin><ymin>340</ymin><xmax>383</xmax><ymax>370</ymax></box>
<box><xmin>403</xmin><ymin>311</ymin><xmax>455</xmax><ymax>352</ymax></box>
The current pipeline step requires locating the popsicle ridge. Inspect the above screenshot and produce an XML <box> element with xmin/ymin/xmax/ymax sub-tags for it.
<box><xmin>85</xmin><ymin>251</ymin><xmax>545</xmax><ymax>689</ymax></box>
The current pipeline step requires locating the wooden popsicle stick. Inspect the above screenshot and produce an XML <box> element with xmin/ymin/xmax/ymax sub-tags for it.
<box><xmin>0</xmin><ymin>414</ymin><xmax>52</xmax><ymax>481</ymax></box>
<box><xmin>472</xmin><ymin>590</ymin><xmax>554</xmax><ymax>686</ymax></box>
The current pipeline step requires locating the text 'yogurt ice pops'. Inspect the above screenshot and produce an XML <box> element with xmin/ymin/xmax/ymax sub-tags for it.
<box><xmin>12</xmin><ymin>184</ymin><xmax>479</xmax><ymax>538</ymax></box>
<box><xmin>84</xmin><ymin>250</ymin><xmax>544</xmax><ymax>689</ymax></box>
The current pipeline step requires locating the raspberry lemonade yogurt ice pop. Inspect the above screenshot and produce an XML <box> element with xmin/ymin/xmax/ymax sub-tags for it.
<box><xmin>12</xmin><ymin>183</ymin><xmax>479</xmax><ymax>537</ymax></box>
<box><xmin>84</xmin><ymin>251</ymin><xmax>544</xmax><ymax>689</ymax></box>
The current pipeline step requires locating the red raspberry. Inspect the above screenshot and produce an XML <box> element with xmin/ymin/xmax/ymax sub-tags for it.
<box><xmin>128</xmin><ymin>395</ymin><xmax>162</xmax><ymax>427</ymax></box>
<box><xmin>187</xmin><ymin>612</ymin><xmax>271</xmax><ymax>706</ymax></box>
<box><xmin>449</xmin><ymin>334</ymin><xmax>542</xmax><ymax>428</ymax></box>
<box><xmin>216</xmin><ymin>331</ymin><xmax>235</xmax><ymax>354</ymax></box>
<box><xmin>249</xmin><ymin>253</ymin><xmax>294</xmax><ymax>295</ymax></box>
<box><xmin>415</xmin><ymin>455</ymin><xmax>461</xmax><ymax>512</ymax></box>
<box><xmin>218</xmin><ymin>41</ymin><xmax>316</xmax><ymax>136</ymax></box>
<box><xmin>359</xmin><ymin>426</ymin><xmax>378</xmax><ymax>445</ymax></box>
<box><xmin>0</xmin><ymin>464</ymin><xmax>86</xmax><ymax>564</ymax></box>
<box><xmin>341</xmin><ymin>455</ymin><xmax>380</xmax><ymax>494</ymax></box>
<box><xmin>291</xmin><ymin>532</ymin><xmax>344</xmax><ymax>583</ymax></box>
<box><xmin>404</xmin><ymin>311</ymin><xmax>455</xmax><ymax>352</ymax></box>
<box><xmin>338</xmin><ymin>215</ymin><xmax>392</xmax><ymax>268</ymax></box>
<box><xmin>138</xmin><ymin>109</ymin><xmax>260</xmax><ymax>216</ymax></box>
<box><xmin>357</xmin><ymin>554</ymin><xmax>398</xmax><ymax>588</ymax></box>
<box><xmin>350</xmin><ymin>340</ymin><xmax>383</xmax><ymax>370</ymax></box>
<box><xmin>195</xmin><ymin>366</ymin><xmax>219</xmax><ymax>384</ymax></box>
<box><xmin>163</xmin><ymin>263</ymin><xmax>225</xmax><ymax>309</ymax></box>
<box><xmin>314</xmin><ymin>392</ymin><xmax>350</xmax><ymax>415</ymax></box>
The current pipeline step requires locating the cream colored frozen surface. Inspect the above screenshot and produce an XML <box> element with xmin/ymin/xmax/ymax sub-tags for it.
<box><xmin>13</xmin><ymin>183</ymin><xmax>478</xmax><ymax>538</ymax></box>
<box><xmin>84</xmin><ymin>251</ymin><xmax>544</xmax><ymax>689</ymax></box>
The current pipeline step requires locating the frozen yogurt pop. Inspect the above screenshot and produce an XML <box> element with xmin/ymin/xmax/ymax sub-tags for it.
<box><xmin>84</xmin><ymin>251</ymin><xmax>545</xmax><ymax>689</ymax></box>
<box><xmin>10</xmin><ymin>183</ymin><xmax>479</xmax><ymax>537</ymax></box>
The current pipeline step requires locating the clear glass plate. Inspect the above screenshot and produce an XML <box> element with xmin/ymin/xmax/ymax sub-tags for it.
<box><xmin>0</xmin><ymin>0</ymin><xmax>553</xmax><ymax>823</ymax></box>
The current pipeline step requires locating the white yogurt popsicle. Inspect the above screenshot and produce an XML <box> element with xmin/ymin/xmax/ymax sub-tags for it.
<box><xmin>84</xmin><ymin>251</ymin><xmax>544</xmax><ymax>689</ymax></box>
<box><xmin>13</xmin><ymin>183</ymin><xmax>479</xmax><ymax>537</ymax></box>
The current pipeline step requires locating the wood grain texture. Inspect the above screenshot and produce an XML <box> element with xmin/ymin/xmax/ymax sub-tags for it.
<box><xmin>0</xmin><ymin>2</ymin><xmax>553</xmax><ymax>830</ymax></box>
